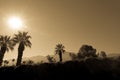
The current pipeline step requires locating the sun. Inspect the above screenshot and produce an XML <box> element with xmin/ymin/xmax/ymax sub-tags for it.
<box><xmin>8</xmin><ymin>17</ymin><xmax>23</xmax><ymax>29</ymax></box>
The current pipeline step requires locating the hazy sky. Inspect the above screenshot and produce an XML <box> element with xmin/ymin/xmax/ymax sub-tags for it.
<box><xmin>0</xmin><ymin>0</ymin><xmax>120</xmax><ymax>59</ymax></box>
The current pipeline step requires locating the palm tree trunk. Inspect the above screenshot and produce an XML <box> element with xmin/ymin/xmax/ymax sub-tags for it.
<box><xmin>0</xmin><ymin>47</ymin><xmax>6</xmax><ymax>66</ymax></box>
<box><xmin>0</xmin><ymin>51</ymin><xmax>4</xmax><ymax>66</ymax></box>
<box><xmin>59</xmin><ymin>52</ymin><xmax>62</xmax><ymax>62</ymax></box>
<box><xmin>16</xmin><ymin>42</ymin><xmax>24</xmax><ymax>66</ymax></box>
<box><xmin>16</xmin><ymin>50</ymin><xmax>23</xmax><ymax>66</ymax></box>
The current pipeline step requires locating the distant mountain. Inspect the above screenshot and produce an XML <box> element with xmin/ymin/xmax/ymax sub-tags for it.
<box><xmin>4</xmin><ymin>52</ymin><xmax>75</xmax><ymax>66</ymax></box>
<box><xmin>27</xmin><ymin>52</ymin><xmax>75</xmax><ymax>63</ymax></box>
<box><xmin>4</xmin><ymin>52</ymin><xmax>120</xmax><ymax>66</ymax></box>
<box><xmin>23</xmin><ymin>55</ymin><xmax>46</xmax><ymax>63</ymax></box>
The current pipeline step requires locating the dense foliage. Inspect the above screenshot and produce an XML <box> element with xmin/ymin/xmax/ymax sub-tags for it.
<box><xmin>0</xmin><ymin>57</ymin><xmax>120</xmax><ymax>80</ymax></box>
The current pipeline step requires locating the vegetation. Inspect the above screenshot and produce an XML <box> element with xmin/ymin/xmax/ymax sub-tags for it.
<box><xmin>46</xmin><ymin>55</ymin><xmax>56</xmax><ymax>63</ymax></box>
<box><xmin>78</xmin><ymin>44</ymin><xmax>97</xmax><ymax>59</ymax></box>
<box><xmin>13</xmin><ymin>31</ymin><xmax>32</xmax><ymax>66</ymax></box>
<box><xmin>55</xmin><ymin>44</ymin><xmax>65</xmax><ymax>62</ymax></box>
<box><xmin>11</xmin><ymin>59</ymin><xmax>15</xmax><ymax>66</ymax></box>
<box><xmin>0</xmin><ymin>35</ymin><xmax>15</xmax><ymax>66</ymax></box>
<box><xmin>0</xmin><ymin>57</ymin><xmax>120</xmax><ymax>80</ymax></box>
<box><xmin>0</xmin><ymin>31</ymin><xmax>120</xmax><ymax>80</ymax></box>
<box><xmin>98</xmin><ymin>51</ymin><xmax>107</xmax><ymax>58</ymax></box>
<box><xmin>3</xmin><ymin>60</ymin><xmax>9</xmax><ymax>66</ymax></box>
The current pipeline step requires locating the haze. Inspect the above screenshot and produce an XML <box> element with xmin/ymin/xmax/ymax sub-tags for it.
<box><xmin>0</xmin><ymin>0</ymin><xmax>120</xmax><ymax>59</ymax></box>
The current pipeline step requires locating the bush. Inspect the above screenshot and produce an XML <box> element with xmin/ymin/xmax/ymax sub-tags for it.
<box><xmin>0</xmin><ymin>58</ymin><xmax>120</xmax><ymax>80</ymax></box>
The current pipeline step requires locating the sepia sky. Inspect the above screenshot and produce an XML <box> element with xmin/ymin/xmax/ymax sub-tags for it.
<box><xmin>0</xmin><ymin>0</ymin><xmax>120</xmax><ymax>59</ymax></box>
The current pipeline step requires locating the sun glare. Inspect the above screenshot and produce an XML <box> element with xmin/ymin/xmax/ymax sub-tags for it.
<box><xmin>8</xmin><ymin>17</ymin><xmax>23</xmax><ymax>29</ymax></box>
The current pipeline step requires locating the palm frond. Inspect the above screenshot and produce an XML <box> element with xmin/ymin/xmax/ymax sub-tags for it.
<box><xmin>6</xmin><ymin>47</ymin><xmax>9</xmax><ymax>52</ymax></box>
<box><xmin>0</xmin><ymin>35</ymin><xmax>14</xmax><ymax>52</ymax></box>
<box><xmin>8</xmin><ymin>45</ymin><xmax>14</xmax><ymax>51</ymax></box>
<box><xmin>55</xmin><ymin>43</ymin><xmax>65</xmax><ymax>54</ymax></box>
<box><xmin>13</xmin><ymin>31</ymin><xmax>32</xmax><ymax>49</ymax></box>
<box><xmin>26</xmin><ymin>35</ymin><xmax>32</xmax><ymax>40</ymax></box>
<box><xmin>23</xmin><ymin>32</ymin><xmax>28</xmax><ymax>37</ymax></box>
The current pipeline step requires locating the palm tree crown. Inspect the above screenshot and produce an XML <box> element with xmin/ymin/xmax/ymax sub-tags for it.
<box><xmin>55</xmin><ymin>44</ymin><xmax>65</xmax><ymax>54</ymax></box>
<box><xmin>13</xmin><ymin>31</ymin><xmax>32</xmax><ymax>48</ymax></box>
<box><xmin>0</xmin><ymin>35</ymin><xmax>15</xmax><ymax>52</ymax></box>
<box><xmin>0</xmin><ymin>35</ymin><xmax>15</xmax><ymax>66</ymax></box>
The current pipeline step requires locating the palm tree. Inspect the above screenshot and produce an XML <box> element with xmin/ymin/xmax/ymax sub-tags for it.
<box><xmin>0</xmin><ymin>35</ymin><xmax>15</xmax><ymax>66</ymax></box>
<box><xmin>55</xmin><ymin>44</ymin><xmax>65</xmax><ymax>62</ymax></box>
<box><xmin>13</xmin><ymin>31</ymin><xmax>32</xmax><ymax>66</ymax></box>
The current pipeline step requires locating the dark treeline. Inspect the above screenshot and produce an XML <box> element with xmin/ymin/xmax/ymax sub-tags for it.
<box><xmin>0</xmin><ymin>58</ymin><xmax>120</xmax><ymax>80</ymax></box>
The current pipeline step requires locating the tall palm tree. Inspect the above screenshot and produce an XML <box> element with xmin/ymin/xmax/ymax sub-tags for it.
<box><xmin>13</xmin><ymin>31</ymin><xmax>32</xmax><ymax>66</ymax></box>
<box><xmin>0</xmin><ymin>35</ymin><xmax>15</xmax><ymax>66</ymax></box>
<box><xmin>55</xmin><ymin>44</ymin><xmax>65</xmax><ymax>62</ymax></box>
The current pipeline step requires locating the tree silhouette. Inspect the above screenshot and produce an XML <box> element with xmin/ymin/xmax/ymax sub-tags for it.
<box><xmin>46</xmin><ymin>55</ymin><xmax>56</xmax><ymax>63</ymax></box>
<box><xmin>0</xmin><ymin>35</ymin><xmax>15</xmax><ymax>66</ymax></box>
<box><xmin>69</xmin><ymin>53</ymin><xmax>78</xmax><ymax>61</ymax></box>
<box><xmin>55</xmin><ymin>44</ymin><xmax>65</xmax><ymax>62</ymax></box>
<box><xmin>78</xmin><ymin>44</ymin><xmax>97</xmax><ymax>59</ymax></box>
<box><xmin>99</xmin><ymin>51</ymin><xmax>107</xmax><ymax>58</ymax></box>
<box><xmin>13</xmin><ymin>31</ymin><xmax>32</xmax><ymax>66</ymax></box>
